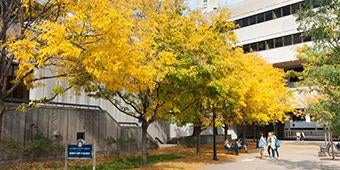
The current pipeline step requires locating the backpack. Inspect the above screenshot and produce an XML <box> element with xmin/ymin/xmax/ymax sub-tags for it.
<box><xmin>275</xmin><ymin>137</ymin><xmax>280</xmax><ymax>148</ymax></box>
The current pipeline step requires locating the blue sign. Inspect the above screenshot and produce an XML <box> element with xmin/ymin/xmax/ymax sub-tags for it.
<box><xmin>67</xmin><ymin>144</ymin><xmax>93</xmax><ymax>159</ymax></box>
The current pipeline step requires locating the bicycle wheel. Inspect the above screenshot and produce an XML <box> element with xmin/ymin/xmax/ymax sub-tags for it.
<box><xmin>327</xmin><ymin>143</ymin><xmax>336</xmax><ymax>157</ymax></box>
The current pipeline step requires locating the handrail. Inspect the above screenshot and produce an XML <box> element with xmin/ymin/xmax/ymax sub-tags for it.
<box><xmin>5</xmin><ymin>98</ymin><xmax>103</xmax><ymax>110</ymax></box>
<box><xmin>155</xmin><ymin>137</ymin><xmax>164</xmax><ymax>144</ymax></box>
<box><xmin>119</xmin><ymin>122</ymin><xmax>139</xmax><ymax>127</ymax></box>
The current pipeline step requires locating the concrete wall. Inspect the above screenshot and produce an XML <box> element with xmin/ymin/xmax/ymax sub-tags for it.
<box><xmin>169</xmin><ymin>124</ymin><xmax>238</xmax><ymax>140</ymax></box>
<box><xmin>148</xmin><ymin>121</ymin><xmax>170</xmax><ymax>144</ymax></box>
<box><xmin>2</xmin><ymin>104</ymin><xmax>120</xmax><ymax>151</ymax></box>
<box><xmin>29</xmin><ymin>69</ymin><xmax>170</xmax><ymax>144</ymax></box>
<box><xmin>1</xmin><ymin>104</ymin><xmax>160</xmax><ymax>154</ymax></box>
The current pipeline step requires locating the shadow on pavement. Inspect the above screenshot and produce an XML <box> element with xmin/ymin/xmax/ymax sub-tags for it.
<box><xmin>271</xmin><ymin>159</ymin><xmax>340</xmax><ymax>170</ymax></box>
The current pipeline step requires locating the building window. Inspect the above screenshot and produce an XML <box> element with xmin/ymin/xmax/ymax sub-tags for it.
<box><xmin>257</xmin><ymin>13</ymin><xmax>265</xmax><ymax>23</ymax></box>
<box><xmin>243</xmin><ymin>44</ymin><xmax>250</xmax><ymax>53</ymax></box>
<box><xmin>5</xmin><ymin>64</ymin><xmax>29</xmax><ymax>102</ymax></box>
<box><xmin>282</xmin><ymin>6</ymin><xmax>291</xmax><ymax>16</ymax></box>
<box><xmin>241</xmin><ymin>18</ymin><xmax>249</xmax><ymax>27</ymax></box>
<box><xmin>258</xmin><ymin>41</ymin><xmax>266</xmax><ymax>51</ymax></box>
<box><xmin>249</xmin><ymin>15</ymin><xmax>256</xmax><ymax>25</ymax></box>
<box><xmin>264</xmin><ymin>11</ymin><xmax>273</xmax><ymax>21</ymax></box>
<box><xmin>235</xmin><ymin>20</ymin><xmax>243</xmax><ymax>28</ymax></box>
<box><xmin>242</xmin><ymin>32</ymin><xmax>310</xmax><ymax>53</ymax></box>
<box><xmin>235</xmin><ymin>1</ymin><xmax>327</xmax><ymax>29</ymax></box>
<box><xmin>283</xmin><ymin>35</ymin><xmax>293</xmax><ymax>46</ymax></box>
<box><xmin>242</xmin><ymin>32</ymin><xmax>312</xmax><ymax>53</ymax></box>
<box><xmin>274</xmin><ymin>37</ymin><xmax>283</xmax><ymax>48</ymax></box>
<box><xmin>291</xmin><ymin>2</ymin><xmax>301</xmax><ymax>14</ymax></box>
<box><xmin>77</xmin><ymin>132</ymin><xmax>85</xmax><ymax>140</ymax></box>
<box><xmin>293</xmin><ymin>33</ymin><xmax>302</xmax><ymax>44</ymax></box>
<box><xmin>250</xmin><ymin>43</ymin><xmax>257</xmax><ymax>52</ymax></box>
<box><xmin>302</xmin><ymin>35</ymin><xmax>312</xmax><ymax>42</ymax></box>
<box><xmin>273</xmin><ymin>8</ymin><xmax>282</xmax><ymax>18</ymax></box>
<box><xmin>266</xmin><ymin>39</ymin><xmax>274</xmax><ymax>49</ymax></box>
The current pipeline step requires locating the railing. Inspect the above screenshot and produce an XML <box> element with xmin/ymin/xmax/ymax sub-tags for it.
<box><xmin>5</xmin><ymin>98</ymin><xmax>103</xmax><ymax>111</ymax></box>
<box><xmin>118</xmin><ymin>122</ymin><xmax>139</xmax><ymax>127</ymax></box>
<box><xmin>285</xmin><ymin>121</ymin><xmax>323</xmax><ymax>129</ymax></box>
<box><xmin>285</xmin><ymin>129</ymin><xmax>324</xmax><ymax>139</ymax></box>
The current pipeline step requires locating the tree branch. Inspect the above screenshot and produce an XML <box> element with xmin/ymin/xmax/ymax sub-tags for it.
<box><xmin>117</xmin><ymin>92</ymin><xmax>142</xmax><ymax>114</ymax></box>
<box><xmin>28</xmin><ymin>73</ymin><xmax>68</xmax><ymax>83</ymax></box>
<box><xmin>25</xmin><ymin>85</ymin><xmax>73</xmax><ymax>107</ymax></box>
<box><xmin>101</xmin><ymin>91</ymin><xmax>140</xmax><ymax>120</ymax></box>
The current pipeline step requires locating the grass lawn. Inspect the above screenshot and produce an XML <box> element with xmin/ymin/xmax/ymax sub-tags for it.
<box><xmin>0</xmin><ymin>143</ymin><xmax>257</xmax><ymax>170</ymax></box>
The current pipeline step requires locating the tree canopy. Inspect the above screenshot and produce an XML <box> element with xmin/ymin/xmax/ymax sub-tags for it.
<box><xmin>2</xmin><ymin>0</ymin><xmax>294</xmax><ymax>164</ymax></box>
<box><xmin>296</xmin><ymin>0</ymin><xmax>339</xmax><ymax>135</ymax></box>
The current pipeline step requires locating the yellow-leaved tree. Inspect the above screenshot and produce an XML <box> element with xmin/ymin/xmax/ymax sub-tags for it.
<box><xmin>1</xmin><ymin>0</ymin><xmax>72</xmax><ymax>139</ymax></box>
<box><xmin>217</xmin><ymin>54</ymin><xmax>293</xmax><ymax>140</ymax></box>
<box><xmin>1</xmin><ymin>0</ymin><xmax>141</xmax><ymax>139</ymax></box>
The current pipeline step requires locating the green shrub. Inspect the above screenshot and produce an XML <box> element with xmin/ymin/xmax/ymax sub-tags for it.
<box><xmin>0</xmin><ymin>139</ymin><xmax>23</xmax><ymax>159</ymax></box>
<box><xmin>24</xmin><ymin>134</ymin><xmax>64</xmax><ymax>159</ymax></box>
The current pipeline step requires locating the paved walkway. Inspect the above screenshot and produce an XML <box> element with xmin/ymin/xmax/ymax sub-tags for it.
<box><xmin>202</xmin><ymin>141</ymin><xmax>340</xmax><ymax>170</ymax></box>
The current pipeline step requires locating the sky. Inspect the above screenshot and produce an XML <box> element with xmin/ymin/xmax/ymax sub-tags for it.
<box><xmin>187</xmin><ymin>0</ymin><xmax>244</xmax><ymax>10</ymax></box>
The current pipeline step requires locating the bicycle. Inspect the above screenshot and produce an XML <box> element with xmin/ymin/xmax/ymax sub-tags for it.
<box><xmin>319</xmin><ymin>141</ymin><xmax>340</xmax><ymax>159</ymax></box>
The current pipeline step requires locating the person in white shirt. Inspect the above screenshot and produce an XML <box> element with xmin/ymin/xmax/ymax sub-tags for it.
<box><xmin>271</xmin><ymin>132</ymin><xmax>280</xmax><ymax>159</ymax></box>
<box><xmin>258</xmin><ymin>132</ymin><xmax>267</xmax><ymax>159</ymax></box>
<box><xmin>296</xmin><ymin>131</ymin><xmax>301</xmax><ymax>143</ymax></box>
<box><xmin>267</xmin><ymin>132</ymin><xmax>272</xmax><ymax>158</ymax></box>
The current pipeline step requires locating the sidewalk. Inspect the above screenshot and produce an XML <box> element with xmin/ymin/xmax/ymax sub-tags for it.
<box><xmin>201</xmin><ymin>142</ymin><xmax>340</xmax><ymax>170</ymax></box>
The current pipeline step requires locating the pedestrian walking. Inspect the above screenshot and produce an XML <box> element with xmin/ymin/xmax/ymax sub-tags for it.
<box><xmin>296</xmin><ymin>131</ymin><xmax>301</xmax><ymax>143</ymax></box>
<box><xmin>258</xmin><ymin>132</ymin><xmax>267</xmax><ymax>159</ymax></box>
<box><xmin>301</xmin><ymin>131</ymin><xmax>305</xmax><ymax>142</ymax></box>
<box><xmin>267</xmin><ymin>132</ymin><xmax>272</xmax><ymax>158</ymax></box>
<box><xmin>271</xmin><ymin>132</ymin><xmax>280</xmax><ymax>159</ymax></box>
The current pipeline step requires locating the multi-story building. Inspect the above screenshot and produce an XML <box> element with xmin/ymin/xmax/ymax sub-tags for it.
<box><xmin>171</xmin><ymin>0</ymin><xmax>325</xmax><ymax>140</ymax></box>
<box><xmin>226</xmin><ymin>0</ymin><xmax>324</xmax><ymax>139</ymax></box>
<box><xmin>196</xmin><ymin>0</ymin><xmax>219</xmax><ymax>13</ymax></box>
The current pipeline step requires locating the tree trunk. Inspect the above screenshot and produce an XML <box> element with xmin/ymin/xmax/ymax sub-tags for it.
<box><xmin>141</xmin><ymin>119</ymin><xmax>149</xmax><ymax>167</ymax></box>
<box><xmin>324</xmin><ymin>126</ymin><xmax>327</xmax><ymax>145</ymax></box>
<box><xmin>0</xmin><ymin>99</ymin><xmax>5</xmax><ymax>140</ymax></box>
<box><xmin>242</xmin><ymin>122</ymin><xmax>246</xmax><ymax>139</ymax></box>
<box><xmin>223</xmin><ymin>123</ymin><xmax>228</xmax><ymax>140</ymax></box>
<box><xmin>330</xmin><ymin>131</ymin><xmax>335</xmax><ymax>160</ymax></box>
<box><xmin>253</xmin><ymin>124</ymin><xmax>256</xmax><ymax>142</ymax></box>
<box><xmin>194</xmin><ymin>125</ymin><xmax>201</xmax><ymax>156</ymax></box>
<box><xmin>212</xmin><ymin>107</ymin><xmax>217</xmax><ymax>160</ymax></box>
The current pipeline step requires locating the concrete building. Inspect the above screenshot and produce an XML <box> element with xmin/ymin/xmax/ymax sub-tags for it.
<box><xmin>197</xmin><ymin>0</ymin><xmax>219</xmax><ymax>13</ymax></box>
<box><xmin>226</xmin><ymin>0</ymin><xmax>323</xmax><ymax>139</ymax></box>
<box><xmin>172</xmin><ymin>0</ymin><xmax>324</xmax><ymax>140</ymax></box>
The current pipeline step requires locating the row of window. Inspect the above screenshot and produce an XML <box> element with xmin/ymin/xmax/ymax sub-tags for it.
<box><xmin>242</xmin><ymin>32</ymin><xmax>311</xmax><ymax>53</ymax></box>
<box><xmin>235</xmin><ymin>0</ymin><xmax>327</xmax><ymax>28</ymax></box>
<box><xmin>4</xmin><ymin>64</ymin><xmax>30</xmax><ymax>101</ymax></box>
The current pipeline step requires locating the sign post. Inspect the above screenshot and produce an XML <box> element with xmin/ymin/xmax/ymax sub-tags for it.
<box><xmin>64</xmin><ymin>142</ymin><xmax>95</xmax><ymax>169</ymax></box>
<box><xmin>64</xmin><ymin>144</ymin><xmax>68</xmax><ymax>170</ymax></box>
<box><xmin>93</xmin><ymin>144</ymin><xmax>96</xmax><ymax>170</ymax></box>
